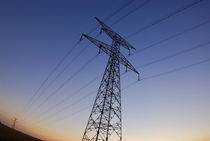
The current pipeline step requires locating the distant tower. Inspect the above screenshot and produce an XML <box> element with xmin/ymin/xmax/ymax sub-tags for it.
<box><xmin>12</xmin><ymin>117</ymin><xmax>17</xmax><ymax>129</ymax></box>
<box><xmin>80</xmin><ymin>18</ymin><xmax>139</xmax><ymax>141</ymax></box>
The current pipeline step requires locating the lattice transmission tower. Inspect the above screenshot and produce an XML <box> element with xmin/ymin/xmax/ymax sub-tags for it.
<box><xmin>12</xmin><ymin>117</ymin><xmax>17</xmax><ymax>129</ymax></box>
<box><xmin>80</xmin><ymin>17</ymin><xmax>139</xmax><ymax>141</ymax></box>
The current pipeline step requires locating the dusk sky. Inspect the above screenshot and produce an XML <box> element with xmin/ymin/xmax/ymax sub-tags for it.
<box><xmin>0</xmin><ymin>0</ymin><xmax>210</xmax><ymax>141</ymax></box>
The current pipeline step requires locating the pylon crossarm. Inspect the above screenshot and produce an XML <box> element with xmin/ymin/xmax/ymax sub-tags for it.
<box><xmin>95</xmin><ymin>17</ymin><xmax>135</xmax><ymax>50</ymax></box>
<box><xmin>81</xmin><ymin>34</ymin><xmax>112</xmax><ymax>56</ymax></box>
<box><xmin>118</xmin><ymin>52</ymin><xmax>139</xmax><ymax>75</ymax></box>
<box><xmin>82</xmin><ymin>34</ymin><xmax>139</xmax><ymax>75</ymax></box>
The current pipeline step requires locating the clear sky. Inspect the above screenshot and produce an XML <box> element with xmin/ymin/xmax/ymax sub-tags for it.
<box><xmin>0</xmin><ymin>0</ymin><xmax>210</xmax><ymax>141</ymax></box>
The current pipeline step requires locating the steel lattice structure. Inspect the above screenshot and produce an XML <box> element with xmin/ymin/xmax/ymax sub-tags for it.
<box><xmin>80</xmin><ymin>18</ymin><xmax>139</xmax><ymax>141</ymax></box>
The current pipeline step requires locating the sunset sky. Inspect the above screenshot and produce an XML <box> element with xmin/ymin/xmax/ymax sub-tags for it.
<box><xmin>0</xmin><ymin>0</ymin><xmax>210</xmax><ymax>141</ymax></box>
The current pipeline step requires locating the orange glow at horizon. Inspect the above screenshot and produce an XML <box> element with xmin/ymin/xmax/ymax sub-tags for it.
<box><xmin>1</xmin><ymin>111</ymin><xmax>210</xmax><ymax>141</ymax></box>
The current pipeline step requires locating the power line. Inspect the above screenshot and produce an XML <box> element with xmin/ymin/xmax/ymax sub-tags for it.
<box><xmin>110</xmin><ymin>0</ymin><xmax>151</xmax><ymax>26</ymax></box>
<box><xmin>12</xmin><ymin>0</ymin><xmax>208</xmax><ymax>135</ymax></box>
<box><xmin>44</xmin><ymin>18</ymin><xmax>210</xmax><ymax>114</ymax></box>
<box><xmin>87</xmin><ymin>0</ymin><xmax>136</xmax><ymax>34</ymax></box>
<box><xmin>36</xmin><ymin>90</ymin><xmax>97</xmax><ymax>124</ymax></box>
<box><xmin>33</xmin><ymin>0</ymin><xmax>149</xmax><ymax>109</ymax></box>
<box><xmin>33</xmin><ymin>21</ymin><xmax>210</xmax><ymax>121</ymax></box>
<box><xmin>63</xmin><ymin>41</ymin><xmax>210</xmax><ymax>109</ymax></box>
<box><xmin>23</xmin><ymin>41</ymin><xmax>80</xmax><ymax>114</ymax></box>
<box><xmin>32</xmin><ymin>2</ymin><xmax>208</xmax><ymax>135</ymax></box>
<box><xmin>53</xmin><ymin>104</ymin><xmax>93</xmax><ymax>123</ymax></box>
<box><xmin>88</xmin><ymin>0</ymin><xmax>150</xmax><ymax>36</ymax></box>
<box><xmin>36</xmin><ymin>43</ymin><xmax>90</xmax><ymax>97</ymax></box>
<box><xmin>66</xmin><ymin>19</ymin><xmax>210</xmax><ymax>97</ymax></box>
<box><xmin>48</xmin><ymin>0</ymin><xmax>151</xmax><ymax>109</ymax></box>
<box><xmin>23</xmin><ymin>0</ymin><xmax>138</xmax><ymax>115</ymax></box>
<box><xmin>130</xmin><ymin>19</ymin><xmax>210</xmax><ymax>56</ymax></box>
<box><xmin>29</xmin><ymin>0</ymin><xmax>152</xmax><ymax>119</ymax></box>
<box><xmin>135</xmin><ymin>41</ymin><xmax>210</xmax><ymax>69</ymax></box>
<box><xmin>124</xmin><ymin>57</ymin><xmax>210</xmax><ymax>90</ymax></box>
<box><xmin>35</xmin><ymin>75</ymin><xmax>102</xmax><ymax>120</ymax></box>
<box><xmin>126</xmin><ymin>0</ymin><xmax>204</xmax><ymax>38</ymax></box>
<box><xmin>31</xmin><ymin>54</ymin><xmax>98</xmax><ymax>112</ymax></box>
<box><xmin>142</xmin><ymin>58</ymin><xmax>210</xmax><ymax>80</ymax></box>
<box><xmin>22</xmin><ymin>90</ymin><xmax>97</xmax><ymax>128</ymax></box>
<box><xmin>129</xmin><ymin>42</ymin><xmax>208</xmax><ymax>73</ymax></box>
<box><xmin>43</xmin><ymin>57</ymin><xmax>210</xmax><ymax>125</ymax></box>
<box><xmin>34</xmin><ymin>41</ymin><xmax>210</xmax><ymax>125</ymax></box>
<box><xmin>103</xmin><ymin>0</ymin><xmax>136</xmax><ymax>21</ymax></box>
<box><xmin>21</xmin><ymin>0</ymin><xmax>204</xmax><ymax>118</ymax></box>
<box><xmin>23</xmin><ymin>2</ymin><xmax>206</xmax><ymax>123</ymax></box>
<box><xmin>21</xmin><ymin>44</ymin><xmax>92</xmax><ymax>120</ymax></box>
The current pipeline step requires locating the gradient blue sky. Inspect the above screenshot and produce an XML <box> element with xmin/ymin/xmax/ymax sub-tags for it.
<box><xmin>0</xmin><ymin>0</ymin><xmax>210</xmax><ymax>141</ymax></box>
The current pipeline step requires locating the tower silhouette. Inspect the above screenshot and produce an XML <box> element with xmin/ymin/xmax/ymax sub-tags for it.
<box><xmin>80</xmin><ymin>17</ymin><xmax>139</xmax><ymax>141</ymax></box>
<box><xmin>12</xmin><ymin>117</ymin><xmax>17</xmax><ymax>129</ymax></box>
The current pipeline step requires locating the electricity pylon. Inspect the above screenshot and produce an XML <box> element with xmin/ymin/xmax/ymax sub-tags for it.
<box><xmin>12</xmin><ymin>117</ymin><xmax>17</xmax><ymax>129</ymax></box>
<box><xmin>80</xmin><ymin>17</ymin><xmax>139</xmax><ymax>141</ymax></box>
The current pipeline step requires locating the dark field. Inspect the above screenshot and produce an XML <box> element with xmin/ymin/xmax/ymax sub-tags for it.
<box><xmin>0</xmin><ymin>123</ymin><xmax>42</xmax><ymax>141</ymax></box>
